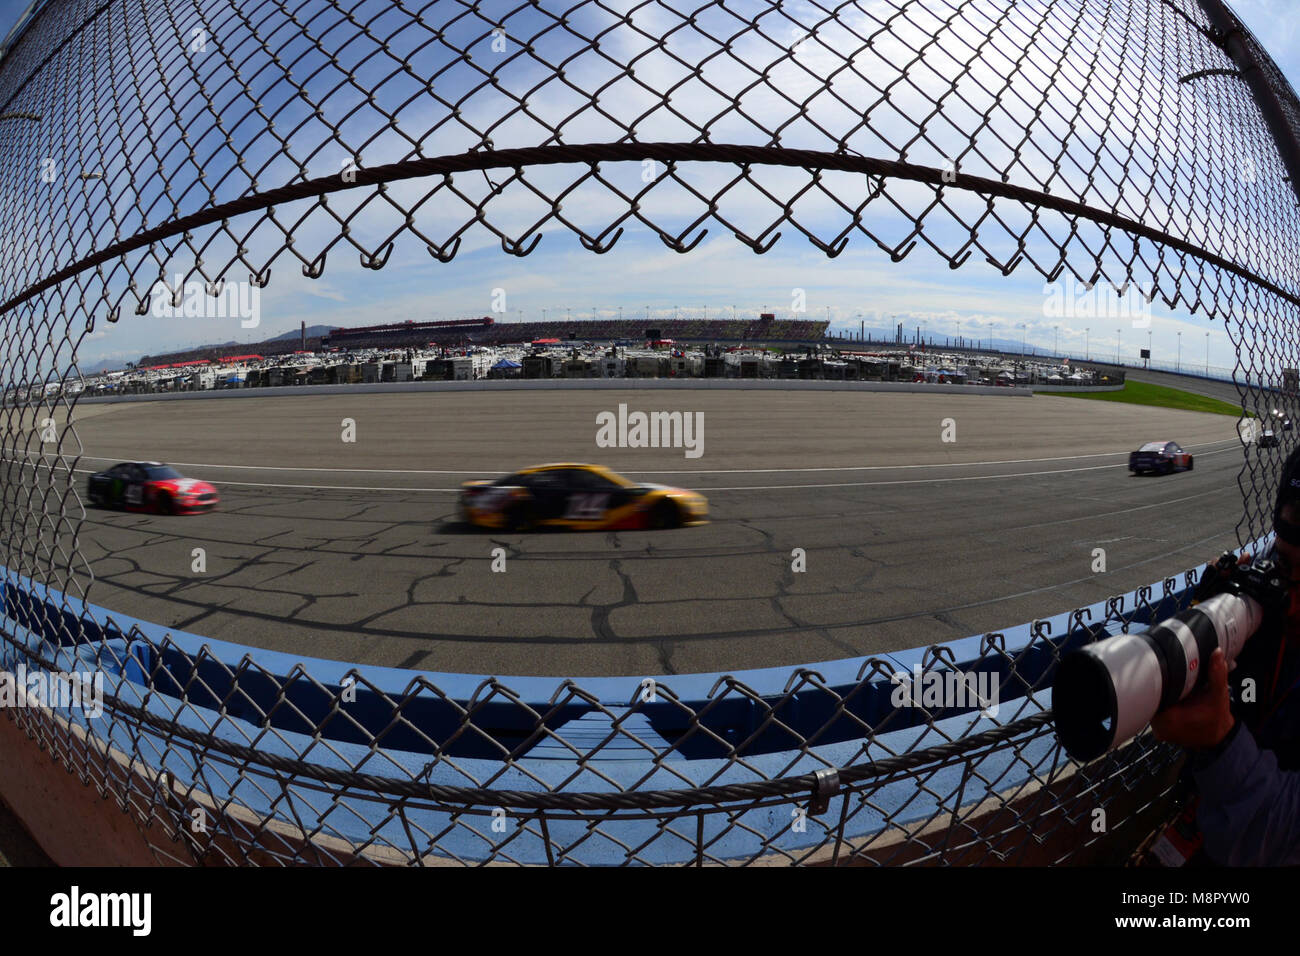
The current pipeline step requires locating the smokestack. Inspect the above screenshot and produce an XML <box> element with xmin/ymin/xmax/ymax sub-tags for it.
<box><xmin>301</xmin><ymin>320</ymin><xmax>306</xmax><ymax>351</ymax></box>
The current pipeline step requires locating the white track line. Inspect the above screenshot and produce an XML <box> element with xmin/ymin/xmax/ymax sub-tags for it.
<box><xmin>693</xmin><ymin>449</ymin><xmax>1239</xmax><ymax>491</ymax></box>
<box><xmin>3</xmin><ymin>437</ymin><xmax>1242</xmax><ymax>476</ymax></box>
<box><xmin>11</xmin><ymin>446</ymin><xmax>1240</xmax><ymax>493</ymax></box>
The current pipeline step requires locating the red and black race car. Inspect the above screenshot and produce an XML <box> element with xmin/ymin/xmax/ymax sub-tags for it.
<box><xmin>86</xmin><ymin>462</ymin><xmax>219</xmax><ymax>514</ymax></box>
<box><xmin>1128</xmin><ymin>441</ymin><xmax>1194</xmax><ymax>476</ymax></box>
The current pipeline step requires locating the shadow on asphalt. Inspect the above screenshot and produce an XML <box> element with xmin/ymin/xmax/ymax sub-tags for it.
<box><xmin>0</xmin><ymin>797</ymin><xmax>53</xmax><ymax>867</ymax></box>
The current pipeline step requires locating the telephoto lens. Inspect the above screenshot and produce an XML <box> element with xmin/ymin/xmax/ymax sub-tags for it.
<box><xmin>1052</xmin><ymin>554</ymin><xmax>1286</xmax><ymax>762</ymax></box>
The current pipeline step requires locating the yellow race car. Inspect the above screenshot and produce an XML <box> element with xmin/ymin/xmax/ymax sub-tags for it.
<box><xmin>459</xmin><ymin>463</ymin><xmax>708</xmax><ymax>531</ymax></box>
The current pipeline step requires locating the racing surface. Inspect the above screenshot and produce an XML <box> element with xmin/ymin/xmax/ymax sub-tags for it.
<box><xmin>1124</xmin><ymin>368</ymin><xmax>1249</xmax><ymax>405</ymax></box>
<box><xmin>1124</xmin><ymin>367</ymin><xmax>1297</xmax><ymax>427</ymax></box>
<box><xmin>44</xmin><ymin>388</ymin><xmax>1253</xmax><ymax>677</ymax></box>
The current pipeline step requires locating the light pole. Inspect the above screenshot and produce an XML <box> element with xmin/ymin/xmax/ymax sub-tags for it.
<box><xmin>1176</xmin><ymin>331</ymin><xmax>1181</xmax><ymax>372</ymax></box>
<box><xmin>1116</xmin><ymin>327</ymin><xmax>1121</xmax><ymax>363</ymax></box>
<box><xmin>1085</xmin><ymin>327</ymin><xmax>1090</xmax><ymax>361</ymax></box>
<box><xmin>1020</xmin><ymin>323</ymin><xmax>1027</xmax><ymax>357</ymax></box>
<box><xmin>1206</xmin><ymin>331</ymin><xmax>1210</xmax><ymax>375</ymax></box>
<box><xmin>1054</xmin><ymin>324</ymin><xmax>1059</xmax><ymax>357</ymax></box>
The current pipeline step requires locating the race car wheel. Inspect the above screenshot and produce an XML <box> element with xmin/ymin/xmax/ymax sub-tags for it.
<box><xmin>1187</xmin><ymin>457</ymin><xmax>1194</xmax><ymax>471</ymax></box>
<box><xmin>649</xmin><ymin>500</ymin><xmax>680</xmax><ymax>530</ymax></box>
<box><xmin>158</xmin><ymin>492</ymin><xmax>176</xmax><ymax>515</ymax></box>
<box><xmin>503</xmin><ymin>504</ymin><xmax>533</xmax><ymax>532</ymax></box>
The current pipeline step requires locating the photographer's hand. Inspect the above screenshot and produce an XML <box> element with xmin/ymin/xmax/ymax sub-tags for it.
<box><xmin>1151</xmin><ymin>648</ymin><xmax>1236</xmax><ymax>750</ymax></box>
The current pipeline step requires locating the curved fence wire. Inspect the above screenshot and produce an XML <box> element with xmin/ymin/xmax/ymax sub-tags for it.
<box><xmin>3</xmin><ymin>564</ymin><xmax>1206</xmax><ymax>865</ymax></box>
<box><xmin>1</xmin><ymin>0</ymin><xmax>1298</xmax><ymax>864</ymax></box>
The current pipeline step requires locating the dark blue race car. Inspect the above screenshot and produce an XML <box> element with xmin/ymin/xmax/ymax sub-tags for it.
<box><xmin>1128</xmin><ymin>440</ymin><xmax>1193</xmax><ymax>476</ymax></box>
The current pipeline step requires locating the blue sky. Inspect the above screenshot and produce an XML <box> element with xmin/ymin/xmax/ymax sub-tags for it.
<box><xmin>1</xmin><ymin>0</ymin><xmax>1295</xmax><ymax>371</ymax></box>
<box><xmin>0</xmin><ymin>1</ymin><xmax>22</xmax><ymax>41</ymax></box>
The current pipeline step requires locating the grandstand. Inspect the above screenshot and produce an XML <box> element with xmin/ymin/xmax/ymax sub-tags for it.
<box><xmin>321</xmin><ymin>317</ymin><xmax>496</xmax><ymax>349</ymax></box>
<box><xmin>320</xmin><ymin>315</ymin><xmax>831</xmax><ymax>350</ymax></box>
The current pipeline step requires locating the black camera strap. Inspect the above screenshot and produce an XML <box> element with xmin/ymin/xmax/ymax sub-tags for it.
<box><xmin>1275</xmin><ymin>513</ymin><xmax>1300</xmax><ymax>548</ymax></box>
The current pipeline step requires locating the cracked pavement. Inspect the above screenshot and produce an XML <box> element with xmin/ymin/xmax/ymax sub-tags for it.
<box><xmin>20</xmin><ymin>388</ymin><xmax>1249</xmax><ymax>676</ymax></box>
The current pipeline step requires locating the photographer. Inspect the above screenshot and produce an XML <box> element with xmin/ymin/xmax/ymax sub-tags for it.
<box><xmin>1150</xmin><ymin>446</ymin><xmax>1300</xmax><ymax>865</ymax></box>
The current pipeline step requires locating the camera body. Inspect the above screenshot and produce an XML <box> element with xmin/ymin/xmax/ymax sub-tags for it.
<box><xmin>1053</xmin><ymin>551</ymin><xmax>1289</xmax><ymax>762</ymax></box>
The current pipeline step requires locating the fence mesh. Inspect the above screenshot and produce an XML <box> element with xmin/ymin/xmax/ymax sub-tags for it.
<box><xmin>0</xmin><ymin>0</ymin><xmax>1297</xmax><ymax>864</ymax></box>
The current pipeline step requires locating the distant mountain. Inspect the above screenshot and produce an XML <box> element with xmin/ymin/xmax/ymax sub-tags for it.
<box><xmin>826</xmin><ymin>322</ymin><xmax>1083</xmax><ymax>359</ymax></box>
<box><xmin>77</xmin><ymin>356</ymin><xmax>130</xmax><ymax>375</ymax></box>
<box><xmin>266</xmin><ymin>324</ymin><xmax>338</xmax><ymax>342</ymax></box>
<box><xmin>127</xmin><ymin>324</ymin><xmax>343</xmax><ymax>370</ymax></box>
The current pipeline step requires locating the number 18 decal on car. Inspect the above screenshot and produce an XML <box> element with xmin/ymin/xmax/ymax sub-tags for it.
<box><xmin>565</xmin><ymin>492</ymin><xmax>609</xmax><ymax>520</ymax></box>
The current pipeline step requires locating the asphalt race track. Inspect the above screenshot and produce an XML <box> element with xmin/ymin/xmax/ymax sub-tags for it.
<box><xmin>1125</xmin><ymin>368</ymin><xmax>1249</xmax><ymax>405</ymax></box>
<box><xmin>28</xmin><ymin>388</ymin><xmax>1257</xmax><ymax>677</ymax></box>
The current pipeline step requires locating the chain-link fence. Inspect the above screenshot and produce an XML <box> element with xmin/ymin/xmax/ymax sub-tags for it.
<box><xmin>1</xmin><ymin>563</ymin><xmax>1210</xmax><ymax>865</ymax></box>
<box><xmin>1</xmin><ymin>0</ymin><xmax>1298</xmax><ymax>864</ymax></box>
